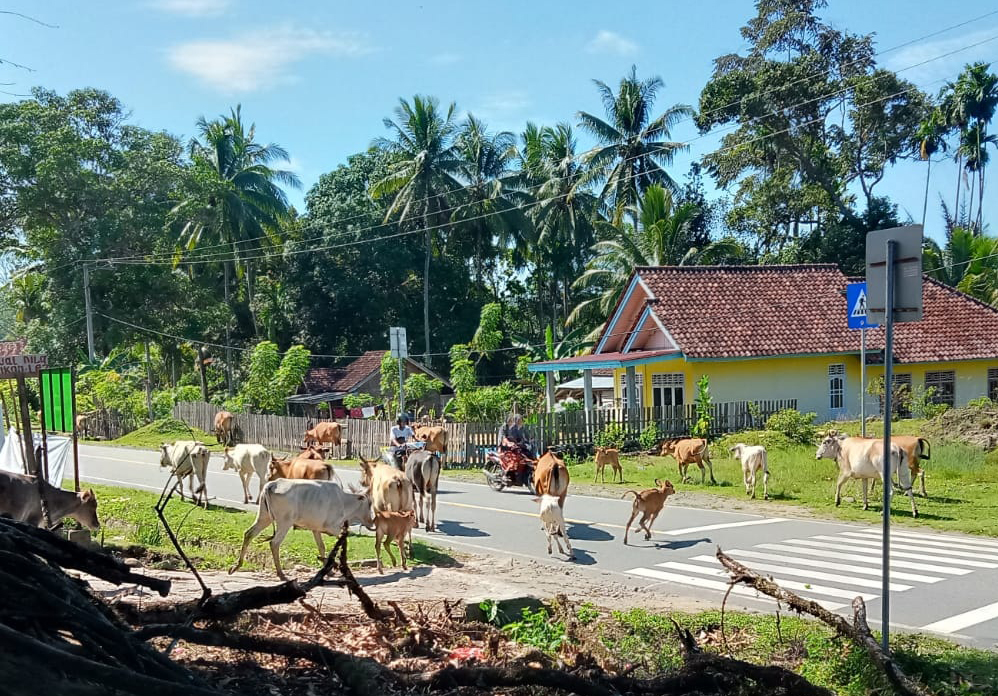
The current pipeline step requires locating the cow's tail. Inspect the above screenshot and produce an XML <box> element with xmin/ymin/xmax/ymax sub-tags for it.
<box><xmin>918</xmin><ymin>437</ymin><xmax>931</xmax><ymax>461</ymax></box>
<box><xmin>621</xmin><ymin>490</ymin><xmax>639</xmax><ymax>501</ymax></box>
<box><xmin>551</xmin><ymin>464</ymin><xmax>561</xmax><ymax>493</ymax></box>
<box><xmin>697</xmin><ymin>440</ymin><xmax>710</xmax><ymax>460</ymax></box>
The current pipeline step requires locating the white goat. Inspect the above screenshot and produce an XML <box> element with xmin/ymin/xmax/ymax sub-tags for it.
<box><xmin>535</xmin><ymin>494</ymin><xmax>573</xmax><ymax>558</ymax></box>
<box><xmin>729</xmin><ymin>443</ymin><xmax>769</xmax><ymax>499</ymax></box>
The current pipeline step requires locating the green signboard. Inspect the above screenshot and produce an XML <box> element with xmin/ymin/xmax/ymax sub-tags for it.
<box><xmin>40</xmin><ymin>368</ymin><xmax>74</xmax><ymax>433</ymax></box>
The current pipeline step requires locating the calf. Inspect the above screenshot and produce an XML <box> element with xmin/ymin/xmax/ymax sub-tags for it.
<box><xmin>622</xmin><ymin>479</ymin><xmax>676</xmax><ymax>544</ymax></box>
<box><xmin>374</xmin><ymin>510</ymin><xmax>419</xmax><ymax>574</ymax></box>
<box><xmin>0</xmin><ymin>470</ymin><xmax>99</xmax><ymax>530</ymax></box>
<box><xmin>405</xmin><ymin>450</ymin><xmax>441</xmax><ymax>531</ymax></box>
<box><xmin>222</xmin><ymin>444</ymin><xmax>271</xmax><ymax>503</ymax></box>
<box><xmin>159</xmin><ymin>440</ymin><xmax>210</xmax><ymax>506</ymax></box>
<box><xmin>214</xmin><ymin>410</ymin><xmax>234</xmax><ymax>446</ymax></box>
<box><xmin>660</xmin><ymin>438</ymin><xmax>717</xmax><ymax>485</ymax></box>
<box><xmin>303</xmin><ymin>421</ymin><xmax>343</xmax><ymax>455</ymax></box>
<box><xmin>229</xmin><ymin>479</ymin><xmax>374</xmax><ymax>580</ymax></box>
<box><xmin>593</xmin><ymin>446</ymin><xmax>622</xmax><ymax>483</ymax></box>
<box><xmin>268</xmin><ymin>450</ymin><xmax>333</xmax><ymax>482</ymax></box>
<box><xmin>815</xmin><ymin>435</ymin><xmax>918</xmax><ymax>517</ymax></box>
<box><xmin>729</xmin><ymin>443</ymin><xmax>769</xmax><ymax>499</ymax></box>
<box><xmin>536</xmin><ymin>493</ymin><xmax>573</xmax><ymax>558</ymax></box>
<box><xmin>75</xmin><ymin>413</ymin><xmax>91</xmax><ymax>438</ymax></box>
<box><xmin>533</xmin><ymin>450</ymin><xmax>570</xmax><ymax>509</ymax></box>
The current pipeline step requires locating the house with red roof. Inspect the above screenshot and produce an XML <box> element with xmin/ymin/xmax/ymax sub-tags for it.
<box><xmin>528</xmin><ymin>265</ymin><xmax>998</xmax><ymax>422</ymax></box>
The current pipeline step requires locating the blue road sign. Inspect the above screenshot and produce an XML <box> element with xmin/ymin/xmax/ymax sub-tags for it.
<box><xmin>847</xmin><ymin>282</ymin><xmax>879</xmax><ymax>330</ymax></box>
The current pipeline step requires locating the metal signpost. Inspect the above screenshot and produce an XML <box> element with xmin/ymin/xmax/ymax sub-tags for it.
<box><xmin>389</xmin><ymin>327</ymin><xmax>408</xmax><ymax>415</ymax></box>
<box><xmin>846</xmin><ymin>282</ymin><xmax>879</xmax><ymax>437</ymax></box>
<box><xmin>865</xmin><ymin>225</ymin><xmax>923</xmax><ymax>653</ymax></box>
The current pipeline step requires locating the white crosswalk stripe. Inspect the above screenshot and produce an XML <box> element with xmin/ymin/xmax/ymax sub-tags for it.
<box><xmin>841</xmin><ymin>530</ymin><xmax>998</xmax><ymax>555</ymax></box>
<box><xmin>756</xmin><ymin>541</ymin><xmax>972</xmax><ymax>575</ymax></box>
<box><xmin>809</xmin><ymin>535</ymin><xmax>998</xmax><ymax>567</ymax></box>
<box><xmin>655</xmin><ymin>561</ymin><xmax>879</xmax><ymax>601</ymax></box>
<box><xmin>689</xmin><ymin>554</ymin><xmax>910</xmax><ymax>591</ymax></box>
<box><xmin>887</xmin><ymin>528</ymin><xmax>998</xmax><ymax>549</ymax></box>
<box><xmin>725</xmin><ymin>548</ymin><xmax>943</xmax><ymax>583</ymax></box>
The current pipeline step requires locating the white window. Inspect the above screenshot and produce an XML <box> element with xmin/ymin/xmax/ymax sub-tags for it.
<box><xmin>652</xmin><ymin>373</ymin><xmax>685</xmax><ymax>408</ymax></box>
<box><xmin>989</xmin><ymin>368</ymin><xmax>998</xmax><ymax>401</ymax></box>
<box><xmin>891</xmin><ymin>373</ymin><xmax>912</xmax><ymax>418</ymax></box>
<box><xmin>925</xmin><ymin>370</ymin><xmax>955</xmax><ymax>407</ymax></box>
<box><xmin>619</xmin><ymin>372</ymin><xmax>644</xmax><ymax>408</ymax></box>
<box><xmin>828</xmin><ymin>364</ymin><xmax>845</xmax><ymax>411</ymax></box>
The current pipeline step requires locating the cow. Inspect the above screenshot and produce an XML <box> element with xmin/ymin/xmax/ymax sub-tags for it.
<box><xmin>214</xmin><ymin>411</ymin><xmax>234</xmax><ymax>446</ymax></box>
<box><xmin>729</xmin><ymin>443</ymin><xmax>769</xmax><ymax>499</ymax></box>
<box><xmin>535</xmin><ymin>493</ymin><xmax>573</xmax><ymax>558</ymax></box>
<box><xmin>228</xmin><ymin>479</ymin><xmax>374</xmax><ymax>581</ymax></box>
<box><xmin>869</xmin><ymin>435</ymin><xmax>930</xmax><ymax>497</ymax></box>
<box><xmin>159</xmin><ymin>440</ymin><xmax>210</xmax><ymax>506</ymax></box>
<box><xmin>415</xmin><ymin>425</ymin><xmax>447</xmax><ymax>455</ymax></box>
<box><xmin>533</xmin><ymin>450</ymin><xmax>570</xmax><ymax>509</ymax></box>
<box><xmin>622</xmin><ymin>479</ymin><xmax>676</xmax><ymax>544</ymax></box>
<box><xmin>660</xmin><ymin>438</ymin><xmax>717</xmax><ymax>485</ymax></box>
<box><xmin>405</xmin><ymin>450</ymin><xmax>441</xmax><ymax>532</ymax></box>
<box><xmin>75</xmin><ymin>413</ymin><xmax>91</xmax><ymax>438</ymax></box>
<box><xmin>373</xmin><ymin>510</ymin><xmax>419</xmax><ymax>574</ymax></box>
<box><xmin>815</xmin><ymin>435</ymin><xmax>918</xmax><ymax>517</ymax></box>
<box><xmin>222</xmin><ymin>444</ymin><xmax>271</xmax><ymax>504</ymax></box>
<box><xmin>0</xmin><ymin>470</ymin><xmax>100</xmax><ymax>531</ymax></box>
<box><xmin>358</xmin><ymin>456</ymin><xmax>414</xmax><ymax>514</ymax></box>
<box><xmin>594</xmin><ymin>446</ymin><xmax>622</xmax><ymax>483</ymax></box>
<box><xmin>303</xmin><ymin>422</ymin><xmax>344</xmax><ymax>456</ymax></box>
<box><xmin>268</xmin><ymin>449</ymin><xmax>333</xmax><ymax>482</ymax></box>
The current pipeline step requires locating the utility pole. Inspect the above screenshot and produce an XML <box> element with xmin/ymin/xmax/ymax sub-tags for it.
<box><xmin>83</xmin><ymin>263</ymin><xmax>95</xmax><ymax>363</ymax></box>
<box><xmin>223</xmin><ymin>262</ymin><xmax>233</xmax><ymax>397</ymax></box>
<box><xmin>145</xmin><ymin>342</ymin><xmax>154</xmax><ymax>421</ymax></box>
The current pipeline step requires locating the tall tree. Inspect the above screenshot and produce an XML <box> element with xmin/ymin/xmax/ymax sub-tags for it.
<box><xmin>578</xmin><ymin>66</ymin><xmax>693</xmax><ymax>222</ymax></box>
<box><xmin>924</xmin><ymin>226</ymin><xmax>998</xmax><ymax>305</ymax></box>
<box><xmin>916</xmin><ymin>108</ymin><xmax>948</xmax><ymax>229</ymax></box>
<box><xmin>371</xmin><ymin>95</ymin><xmax>463</xmax><ymax>365</ymax></box>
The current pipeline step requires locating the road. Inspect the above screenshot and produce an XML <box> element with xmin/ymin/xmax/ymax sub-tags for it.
<box><xmin>78</xmin><ymin>444</ymin><xmax>998</xmax><ymax>649</ymax></box>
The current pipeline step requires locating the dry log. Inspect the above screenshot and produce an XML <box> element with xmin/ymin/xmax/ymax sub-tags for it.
<box><xmin>118</xmin><ymin>578</ymin><xmax>310</xmax><ymax>625</ymax></box>
<box><xmin>716</xmin><ymin>547</ymin><xmax>934</xmax><ymax>696</ymax></box>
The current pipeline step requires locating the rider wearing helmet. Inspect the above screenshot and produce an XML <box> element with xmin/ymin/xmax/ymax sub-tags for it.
<box><xmin>499</xmin><ymin>412</ymin><xmax>534</xmax><ymax>459</ymax></box>
<box><xmin>390</xmin><ymin>413</ymin><xmax>414</xmax><ymax>467</ymax></box>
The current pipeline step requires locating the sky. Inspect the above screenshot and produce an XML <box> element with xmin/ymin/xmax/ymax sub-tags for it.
<box><xmin>3</xmin><ymin>0</ymin><xmax>998</xmax><ymax>246</ymax></box>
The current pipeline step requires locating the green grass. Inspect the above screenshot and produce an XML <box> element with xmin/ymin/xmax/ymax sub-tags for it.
<box><xmin>599</xmin><ymin>608</ymin><xmax>997</xmax><ymax>696</ymax></box>
<box><xmin>86</xmin><ymin>482</ymin><xmax>454</xmax><ymax>572</ymax></box>
<box><xmin>100</xmin><ymin>418</ymin><xmax>220</xmax><ymax>451</ymax></box>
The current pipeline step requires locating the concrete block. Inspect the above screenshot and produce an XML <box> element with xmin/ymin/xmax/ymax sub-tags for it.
<box><xmin>464</xmin><ymin>595</ymin><xmax>548</xmax><ymax>624</ymax></box>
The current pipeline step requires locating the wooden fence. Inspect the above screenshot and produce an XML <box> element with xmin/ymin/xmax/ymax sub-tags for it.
<box><xmin>86</xmin><ymin>409</ymin><xmax>140</xmax><ymax>441</ymax></box>
<box><xmin>174</xmin><ymin>398</ymin><xmax>796</xmax><ymax>468</ymax></box>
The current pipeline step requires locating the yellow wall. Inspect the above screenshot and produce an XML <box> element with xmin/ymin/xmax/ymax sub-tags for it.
<box><xmin>613</xmin><ymin>356</ymin><xmax>998</xmax><ymax>420</ymax></box>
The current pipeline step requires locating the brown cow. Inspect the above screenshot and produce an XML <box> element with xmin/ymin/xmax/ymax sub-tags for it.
<box><xmin>415</xmin><ymin>425</ymin><xmax>447</xmax><ymax>454</ymax></box>
<box><xmin>594</xmin><ymin>446</ymin><xmax>622</xmax><ymax>483</ymax></box>
<box><xmin>303</xmin><ymin>421</ymin><xmax>343</xmax><ymax>455</ymax></box>
<box><xmin>373</xmin><ymin>510</ymin><xmax>419</xmax><ymax>574</ymax></box>
<box><xmin>533</xmin><ymin>450</ymin><xmax>570</xmax><ymax>509</ymax></box>
<box><xmin>868</xmin><ymin>435</ymin><xmax>930</xmax><ymax>497</ymax></box>
<box><xmin>660</xmin><ymin>438</ymin><xmax>717</xmax><ymax>485</ymax></box>
<box><xmin>358</xmin><ymin>456</ymin><xmax>414</xmax><ymax>514</ymax></box>
<box><xmin>214</xmin><ymin>410</ymin><xmax>234</xmax><ymax>446</ymax></box>
<box><xmin>268</xmin><ymin>448</ymin><xmax>333</xmax><ymax>481</ymax></box>
<box><xmin>622</xmin><ymin>479</ymin><xmax>676</xmax><ymax>544</ymax></box>
<box><xmin>75</xmin><ymin>413</ymin><xmax>91</xmax><ymax>438</ymax></box>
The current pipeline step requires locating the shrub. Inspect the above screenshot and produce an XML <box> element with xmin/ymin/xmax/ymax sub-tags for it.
<box><xmin>691</xmin><ymin>375</ymin><xmax>713</xmax><ymax>438</ymax></box>
<box><xmin>639</xmin><ymin>423</ymin><xmax>661</xmax><ymax>451</ymax></box>
<box><xmin>594</xmin><ymin>423</ymin><xmax>625</xmax><ymax>449</ymax></box>
<box><xmin>765</xmin><ymin>408</ymin><xmax>818</xmax><ymax>444</ymax></box>
<box><xmin>501</xmin><ymin>607</ymin><xmax>566</xmax><ymax>653</ymax></box>
<box><xmin>966</xmin><ymin>396</ymin><xmax>994</xmax><ymax>410</ymax></box>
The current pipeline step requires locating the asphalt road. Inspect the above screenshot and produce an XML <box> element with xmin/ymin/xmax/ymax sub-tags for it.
<box><xmin>78</xmin><ymin>443</ymin><xmax>998</xmax><ymax>649</ymax></box>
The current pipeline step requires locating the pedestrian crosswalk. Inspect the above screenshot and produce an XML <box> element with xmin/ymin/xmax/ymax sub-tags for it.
<box><xmin>626</xmin><ymin>526</ymin><xmax>998</xmax><ymax>630</ymax></box>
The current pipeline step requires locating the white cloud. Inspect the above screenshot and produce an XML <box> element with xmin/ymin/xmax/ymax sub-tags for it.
<box><xmin>167</xmin><ymin>25</ymin><xmax>374</xmax><ymax>93</ymax></box>
<box><xmin>481</xmin><ymin>90</ymin><xmax>530</xmax><ymax>113</ymax></box>
<box><xmin>885</xmin><ymin>26</ymin><xmax>998</xmax><ymax>85</ymax></box>
<box><xmin>586</xmin><ymin>30</ymin><xmax>638</xmax><ymax>56</ymax></box>
<box><xmin>428</xmin><ymin>52</ymin><xmax>461</xmax><ymax>66</ymax></box>
<box><xmin>153</xmin><ymin>0</ymin><xmax>232</xmax><ymax>17</ymax></box>
<box><xmin>284</xmin><ymin>155</ymin><xmax>304</xmax><ymax>175</ymax></box>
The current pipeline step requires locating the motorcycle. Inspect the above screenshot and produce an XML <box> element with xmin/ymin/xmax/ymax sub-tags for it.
<box><xmin>483</xmin><ymin>448</ymin><xmax>535</xmax><ymax>493</ymax></box>
<box><xmin>381</xmin><ymin>441</ymin><xmax>425</xmax><ymax>470</ymax></box>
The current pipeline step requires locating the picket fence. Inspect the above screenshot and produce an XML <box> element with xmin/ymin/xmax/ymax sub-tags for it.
<box><xmin>173</xmin><ymin>398</ymin><xmax>796</xmax><ymax>468</ymax></box>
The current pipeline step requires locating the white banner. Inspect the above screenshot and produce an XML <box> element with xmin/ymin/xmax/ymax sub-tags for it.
<box><xmin>0</xmin><ymin>429</ymin><xmax>71</xmax><ymax>487</ymax></box>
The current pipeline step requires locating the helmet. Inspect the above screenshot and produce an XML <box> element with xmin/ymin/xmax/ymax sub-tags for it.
<box><xmin>397</xmin><ymin>412</ymin><xmax>410</xmax><ymax>423</ymax></box>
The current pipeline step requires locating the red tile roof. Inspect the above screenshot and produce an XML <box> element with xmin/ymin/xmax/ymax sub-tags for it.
<box><xmin>303</xmin><ymin>350</ymin><xmax>385</xmax><ymax>394</ymax></box>
<box><xmin>532</xmin><ymin>349</ymin><xmax>681</xmax><ymax>369</ymax></box>
<box><xmin>629</xmin><ymin>265</ymin><xmax>998</xmax><ymax>363</ymax></box>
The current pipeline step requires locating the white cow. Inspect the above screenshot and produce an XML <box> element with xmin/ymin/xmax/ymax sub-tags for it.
<box><xmin>815</xmin><ymin>435</ymin><xmax>918</xmax><ymax>517</ymax></box>
<box><xmin>729</xmin><ymin>443</ymin><xmax>769</xmax><ymax>499</ymax></box>
<box><xmin>535</xmin><ymin>493</ymin><xmax>573</xmax><ymax>558</ymax></box>
<box><xmin>159</xmin><ymin>440</ymin><xmax>210</xmax><ymax>507</ymax></box>
<box><xmin>222</xmin><ymin>444</ymin><xmax>271</xmax><ymax>504</ymax></box>
<box><xmin>229</xmin><ymin>479</ymin><xmax>374</xmax><ymax>581</ymax></box>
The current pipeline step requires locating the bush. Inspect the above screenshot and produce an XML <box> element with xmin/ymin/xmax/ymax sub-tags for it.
<box><xmin>765</xmin><ymin>408</ymin><xmax>818</xmax><ymax>444</ymax></box>
<box><xmin>639</xmin><ymin>423</ymin><xmax>661</xmax><ymax>451</ymax></box>
<box><xmin>501</xmin><ymin>607</ymin><xmax>566</xmax><ymax>653</ymax></box>
<box><xmin>966</xmin><ymin>396</ymin><xmax>995</xmax><ymax>410</ymax></box>
<box><xmin>595</xmin><ymin>423</ymin><xmax>626</xmax><ymax>449</ymax></box>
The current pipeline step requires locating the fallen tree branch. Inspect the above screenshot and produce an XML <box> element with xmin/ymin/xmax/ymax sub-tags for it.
<box><xmin>118</xmin><ymin>579</ymin><xmax>310</xmax><ymax>625</ymax></box>
<box><xmin>716</xmin><ymin>547</ymin><xmax>934</xmax><ymax>696</ymax></box>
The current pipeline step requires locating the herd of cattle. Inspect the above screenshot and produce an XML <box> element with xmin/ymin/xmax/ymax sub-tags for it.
<box><xmin>0</xmin><ymin>411</ymin><xmax>933</xmax><ymax>580</ymax></box>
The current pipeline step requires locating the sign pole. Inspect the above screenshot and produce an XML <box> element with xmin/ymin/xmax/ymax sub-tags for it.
<box><xmin>882</xmin><ymin>239</ymin><xmax>896</xmax><ymax>653</ymax></box>
<box><xmin>860</xmin><ymin>328</ymin><xmax>866</xmax><ymax>438</ymax></box>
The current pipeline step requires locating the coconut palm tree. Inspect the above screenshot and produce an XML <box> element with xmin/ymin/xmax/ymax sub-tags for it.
<box><xmin>916</xmin><ymin>108</ymin><xmax>948</xmax><ymax>228</ymax></box>
<box><xmin>577</xmin><ymin>66</ymin><xmax>693</xmax><ymax>222</ymax></box>
<box><xmin>371</xmin><ymin>95</ymin><xmax>463</xmax><ymax>364</ymax></box>
<box><xmin>569</xmin><ymin>185</ymin><xmax>744</xmax><ymax>336</ymax></box>
<box><xmin>924</xmin><ymin>226</ymin><xmax>998</xmax><ymax>304</ymax></box>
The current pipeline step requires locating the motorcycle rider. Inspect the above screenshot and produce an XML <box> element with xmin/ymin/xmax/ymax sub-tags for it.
<box><xmin>390</xmin><ymin>413</ymin><xmax>415</xmax><ymax>468</ymax></box>
<box><xmin>499</xmin><ymin>412</ymin><xmax>534</xmax><ymax>460</ymax></box>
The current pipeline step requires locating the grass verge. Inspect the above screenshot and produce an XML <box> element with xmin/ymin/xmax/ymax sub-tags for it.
<box><xmin>95</xmin><ymin>417</ymin><xmax>220</xmax><ymax>451</ymax></box>
<box><xmin>86</xmin><ymin>482</ymin><xmax>455</xmax><ymax>572</ymax></box>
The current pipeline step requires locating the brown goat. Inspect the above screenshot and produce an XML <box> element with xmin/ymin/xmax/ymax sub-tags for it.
<box><xmin>622</xmin><ymin>479</ymin><xmax>676</xmax><ymax>544</ymax></box>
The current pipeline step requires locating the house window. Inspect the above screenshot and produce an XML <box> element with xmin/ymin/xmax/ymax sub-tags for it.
<box><xmin>891</xmin><ymin>374</ymin><xmax>912</xmax><ymax>418</ymax></box>
<box><xmin>989</xmin><ymin>369</ymin><xmax>998</xmax><ymax>401</ymax></box>
<box><xmin>925</xmin><ymin>370</ymin><xmax>955</xmax><ymax>407</ymax></box>
<box><xmin>828</xmin><ymin>364</ymin><xmax>845</xmax><ymax>411</ymax></box>
<box><xmin>619</xmin><ymin>373</ymin><xmax>644</xmax><ymax>408</ymax></box>
<box><xmin>652</xmin><ymin>373</ymin><xmax>685</xmax><ymax>409</ymax></box>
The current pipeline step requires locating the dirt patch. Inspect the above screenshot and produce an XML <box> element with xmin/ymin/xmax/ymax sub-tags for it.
<box><xmin>925</xmin><ymin>404</ymin><xmax>998</xmax><ymax>450</ymax></box>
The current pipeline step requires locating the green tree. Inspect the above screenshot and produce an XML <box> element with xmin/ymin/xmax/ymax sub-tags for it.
<box><xmin>924</xmin><ymin>227</ymin><xmax>998</xmax><ymax>305</ymax></box>
<box><xmin>237</xmin><ymin>341</ymin><xmax>310</xmax><ymax>414</ymax></box>
<box><xmin>578</xmin><ymin>66</ymin><xmax>693</xmax><ymax>221</ymax></box>
<box><xmin>916</xmin><ymin>108</ymin><xmax>949</xmax><ymax>229</ymax></box>
<box><xmin>371</xmin><ymin>95</ymin><xmax>463</xmax><ymax>365</ymax></box>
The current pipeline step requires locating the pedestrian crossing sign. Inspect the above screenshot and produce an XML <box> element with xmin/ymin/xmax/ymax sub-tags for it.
<box><xmin>847</xmin><ymin>282</ymin><xmax>878</xmax><ymax>330</ymax></box>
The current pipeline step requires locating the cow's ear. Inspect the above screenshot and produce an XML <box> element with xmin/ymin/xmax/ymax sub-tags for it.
<box><xmin>81</xmin><ymin>490</ymin><xmax>94</xmax><ymax>502</ymax></box>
